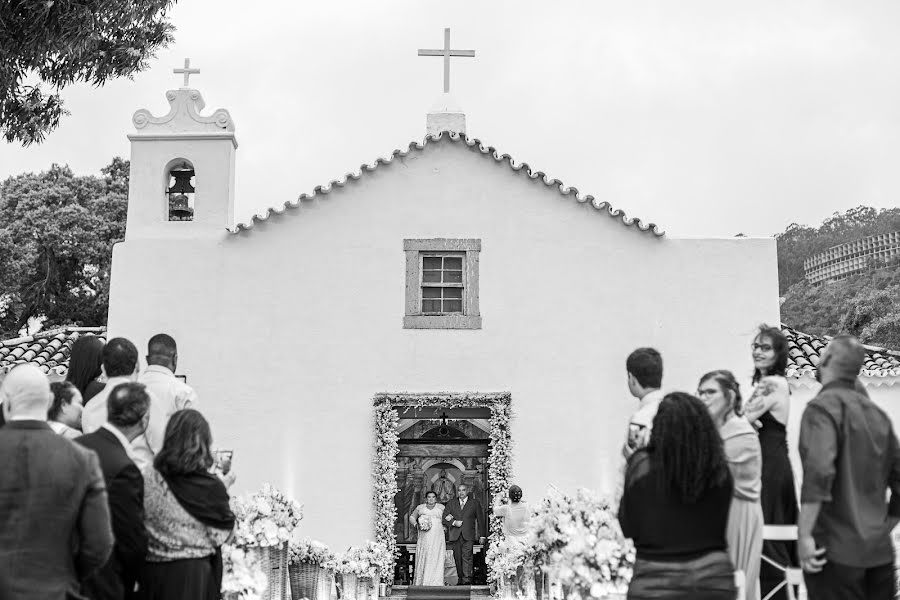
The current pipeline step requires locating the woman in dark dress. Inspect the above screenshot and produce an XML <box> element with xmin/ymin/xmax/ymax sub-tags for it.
<box><xmin>138</xmin><ymin>409</ymin><xmax>235</xmax><ymax>600</ymax></box>
<box><xmin>742</xmin><ymin>325</ymin><xmax>798</xmax><ymax>600</ymax></box>
<box><xmin>618</xmin><ymin>392</ymin><xmax>736</xmax><ymax>600</ymax></box>
<box><xmin>65</xmin><ymin>334</ymin><xmax>106</xmax><ymax>404</ymax></box>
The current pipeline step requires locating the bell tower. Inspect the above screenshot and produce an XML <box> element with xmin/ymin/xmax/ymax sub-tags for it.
<box><xmin>125</xmin><ymin>58</ymin><xmax>236</xmax><ymax>239</ymax></box>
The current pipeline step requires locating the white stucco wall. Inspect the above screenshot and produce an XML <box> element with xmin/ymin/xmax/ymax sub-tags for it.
<box><xmin>108</xmin><ymin>138</ymin><xmax>780</xmax><ymax>549</ymax></box>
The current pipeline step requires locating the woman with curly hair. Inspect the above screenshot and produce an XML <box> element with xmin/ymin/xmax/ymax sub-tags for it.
<box><xmin>138</xmin><ymin>409</ymin><xmax>235</xmax><ymax>600</ymax></box>
<box><xmin>742</xmin><ymin>325</ymin><xmax>798</xmax><ymax>599</ymax></box>
<box><xmin>699</xmin><ymin>370</ymin><xmax>764</xmax><ymax>600</ymax></box>
<box><xmin>618</xmin><ymin>392</ymin><xmax>736</xmax><ymax>599</ymax></box>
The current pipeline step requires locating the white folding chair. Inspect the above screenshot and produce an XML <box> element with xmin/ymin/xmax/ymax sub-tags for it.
<box><xmin>761</xmin><ymin>525</ymin><xmax>805</xmax><ymax>600</ymax></box>
<box><xmin>734</xmin><ymin>570</ymin><xmax>747</xmax><ymax>600</ymax></box>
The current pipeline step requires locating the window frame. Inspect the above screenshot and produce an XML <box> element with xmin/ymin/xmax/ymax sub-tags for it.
<box><xmin>403</xmin><ymin>238</ymin><xmax>481</xmax><ymax>329</ymax></box>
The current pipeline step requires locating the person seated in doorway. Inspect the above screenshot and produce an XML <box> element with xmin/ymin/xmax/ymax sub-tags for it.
<box><xmin>619</xmin><ymin>392</ymin><xmax>736</xmax><ymax>600</ymax></box>
<box><xmin>48</xmin><ymin>380</ymin><xmax>84</xmax><ymax>439</ymax></box>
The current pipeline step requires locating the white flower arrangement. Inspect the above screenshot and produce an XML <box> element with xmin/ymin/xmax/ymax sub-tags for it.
<box><xmin>222</xmin><ymin>544</ymin><xmax>269</xmax><ymax>600</ymax></box>
<box><xmin>333</xmin><ymin>541</ymin><xmax>391</xmax><ymax>580</ymax></box>
<box><xmin>530</xmin><ymin>487</ymin><xmax>634</xmax><ymax>599</ymax></box>
<box><xmin>372</xmin><ymin>392</ymin><xmax>513</xmax><ymax>580</ymax></box>
<box><xmin>486</xmin><ymin>537</ymin><xmax>533</xmax><ymax>580</ymax></box>
<box><xmin>231</xmin><ymin>483</ymin><xmax>304</xmax><ymax>548</ymax></box>
<box><xmin>290</xmin><ymin>537</ymin><xmax>335</xmax><ymax>566</ymax></box>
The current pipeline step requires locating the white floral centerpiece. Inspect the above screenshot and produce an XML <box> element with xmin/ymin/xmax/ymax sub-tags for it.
<box><xmin>232</xmin><ymin>483</ymin><xmax>304</xmax><ymax>548</ymax></box>
<box><xmin>290</xmin><ymin>537</ymin><xmax>335</xmax><ymax>566</ymax></box>
<box><xmin>224</xmin><ymin>484</ymin><xmax>304</xmax><ymax>600</ymax></box>
<box><xmin>530</xmin><ymin>488</ymin><xmax>634</xmax><ymax>599</ymax></box>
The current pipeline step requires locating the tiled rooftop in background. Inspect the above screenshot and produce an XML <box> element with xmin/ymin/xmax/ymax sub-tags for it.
<box><xmin>783</xmin><ymin>325</ymin><xmax>900</xmax><ymax>379</ymax></box>
<box><xmin>0</xmin><ymin>327</ymin><xmax>107</xmax><ymax>376</ymax></box>
<box><xmin>1</xmin><ymin>324</ymin><xmax>898</xmax><ymax>380</ymax></box>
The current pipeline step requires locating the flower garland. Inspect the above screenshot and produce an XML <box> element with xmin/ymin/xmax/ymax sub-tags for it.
<box><xmin>530</xmin><ymin>487</ymin><xmax>634</xmax><ymax>599</ymax></box>
<box><xmin>372</xmin><ymin>392</ymin><xmax>513</xmax><ymax>580</ymax></box>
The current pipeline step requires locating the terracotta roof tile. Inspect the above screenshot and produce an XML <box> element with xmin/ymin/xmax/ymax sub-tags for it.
<box><xmin>230</xmin><ymin>131</ymin><xmax>665</xmax><ymax>238</ymax></box>
<box><xmin>0</xmin><ymin>327</ymin><xmax>107</xmax><ymax>377</ymax></box>
<box><xmin>783</xmin><ymin>325</ymin><xmax>900</xmax><ymax>379</ymax></box>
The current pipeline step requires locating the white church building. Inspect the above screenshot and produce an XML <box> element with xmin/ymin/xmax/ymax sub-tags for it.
<box><xmin>104</xmin><ymin>54</ymin><xmax>780</xmax><ymax>561</ymax></box>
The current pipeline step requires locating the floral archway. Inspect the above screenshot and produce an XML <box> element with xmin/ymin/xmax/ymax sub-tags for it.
<box><xmin>372</xmin><ymin>392</ymin><xmax>513</xmax><ymax>577</ymax></box>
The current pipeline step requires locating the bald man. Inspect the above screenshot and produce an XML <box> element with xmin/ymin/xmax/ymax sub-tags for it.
<box><xmin>0</xmin><ymin>364</ymin><xmax>114</xmax><ymax>600</ymax></box>
<box><xmin>798</xmin><ymin>336</ymin><xmax>900</xmax><ymax>599</ymax></box>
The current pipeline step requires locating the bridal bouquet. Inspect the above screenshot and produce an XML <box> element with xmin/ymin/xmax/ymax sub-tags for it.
<box><xmin>231</xmin><ymin>483</ymin><xmax>304</xmax><ymax>548</ymax></box>
<box><xmin>290</xmin><ymin>537</ymin><xmax>335</xmax><ymax>566</ymax></box>
<box><xmin>417</xmin><ymin>514</ymin><xmax>432</xmax><ymax>531</ymax></box>
<box><xmin>530</xmin><ymin>487</ymin><xmax>634</xmax><ymax>599</ymax></box>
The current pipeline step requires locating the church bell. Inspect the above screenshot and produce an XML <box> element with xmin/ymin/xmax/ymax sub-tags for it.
<box><xmin>167</xmin><ymin>162</ymin><xmax>195</xmax><ymax>221</ymax></box>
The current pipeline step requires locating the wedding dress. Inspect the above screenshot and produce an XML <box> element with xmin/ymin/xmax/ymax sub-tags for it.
<box><xmin>412</xmin><ymin>503</ymin><xmax>447</xmax><ymax>586</ymax></box>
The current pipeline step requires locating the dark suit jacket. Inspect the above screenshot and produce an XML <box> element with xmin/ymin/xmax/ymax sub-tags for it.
<box><xmin>444</xmin><ymin>496</ymin><xmax>486</xmax><ymax>542</ymax></box>
<box><xmin>76</xmin><ymin>428</ymin><xmax>147</xmax><ymax>600</ymax></box>
<box><xmin>0</xmin><ymin>420</ymin><xmax>114</xmax><ymax>600</ymax></box>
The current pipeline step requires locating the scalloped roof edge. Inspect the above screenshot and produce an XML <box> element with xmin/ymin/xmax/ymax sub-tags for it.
<box><xmin>229</xmin><ymin>131</ymin><xmax>665</xmax><ymax>236</ymax></box>
<box><xmin>782</xmin><ymin>323</ymin><xmax>900</xmax><ymax>380</ymax></box>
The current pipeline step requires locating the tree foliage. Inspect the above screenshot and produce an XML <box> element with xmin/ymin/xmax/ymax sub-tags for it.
<box><xmin>0</xmin><ymin>158</ymin><xmax>128</xmax><ymax>336</ymax></box>
<box><xmin>776</xmin><ymin>206</ymin><xmax>900</xmax><ymax>293</ymax></box>
<box><xmin>0</xmin><ymin>0</ymin><xmax>175</xmax><ymax>145</ymax></box>
<box><xmin>781</xmin><ymin>269</ymin><xmax>900</xmax><ymax>348</ymax></box>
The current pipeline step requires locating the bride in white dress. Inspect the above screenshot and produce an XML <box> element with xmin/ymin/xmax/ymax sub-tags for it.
<box><xmin>409</xmin><ymin>491</ymin><xmax>447</xmax><ymax>586</ymax></box>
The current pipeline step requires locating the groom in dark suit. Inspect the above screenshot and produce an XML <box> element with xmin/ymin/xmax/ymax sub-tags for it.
<box><xmin>444</xmin><ymin>483</ymin><xmax>486</xmax><ymax>585</ymax></box>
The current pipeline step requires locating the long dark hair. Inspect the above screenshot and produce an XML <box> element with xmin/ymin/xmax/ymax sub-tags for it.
<box><xmin>752</xmin><ymin>324</ymin><xmax>788</xmax><ymax>384</ymax></box>
<box><xmin>66</xmin><ymin>335</ymin><xmax>104</xmax><ymax>395</ymax></box>
<box><xmin>651</xmin><ymin>392</ymin><xmax>732</xmax><ymax>504</ymax></box>
<box><xmin>154</xmin><ymin>409</ymin><xmax>214</xmax><ymax>476</ymax></box>
<box><xmin>699</xmin><ymin>370</ymin><xmax>744</xmax><ymax>416</ymax></box>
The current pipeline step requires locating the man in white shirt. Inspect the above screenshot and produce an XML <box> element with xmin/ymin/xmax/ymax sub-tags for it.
<box><xmin>136</xmin><ymin>333</ymin><xmax>198</xmax><ymax>468</ymax></box>
<box><xmin>622</xmin><ymin>347</ymin><xmax>665</xmax><ymax>458</ymax></box>
<box><xmin>81</xmin><ymin>337</ymin><xmax>141</xmax><ymax>437</ymax></box>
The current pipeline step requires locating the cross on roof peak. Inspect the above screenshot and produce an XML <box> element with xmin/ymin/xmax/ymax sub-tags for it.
<box><xmin>417</xmin><ymin>28</ymin><xmax>475</xmax><ymax>94</ymax></box>
<box><xmin>173</xmin><ymin>58</ymin><xmax>200</xmax><ymax>88</ymax></box>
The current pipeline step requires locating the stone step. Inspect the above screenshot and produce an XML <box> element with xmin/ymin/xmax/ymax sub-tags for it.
<box><xmin>382</xmin><ymin>584</ymin><xmax>491</xmax><ymax>600</ymax></box>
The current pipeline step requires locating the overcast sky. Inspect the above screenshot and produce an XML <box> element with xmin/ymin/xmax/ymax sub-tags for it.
<box><xmin>2</xmin><ymin>1</ymin><xmax>899</xmax><ymax>237</ymax></box>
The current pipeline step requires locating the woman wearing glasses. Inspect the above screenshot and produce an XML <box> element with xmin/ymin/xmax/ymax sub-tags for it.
<box><xmin>742</xmin><ymin>325</ymin><xmax>797</xmax><ymax>600</ymax></box>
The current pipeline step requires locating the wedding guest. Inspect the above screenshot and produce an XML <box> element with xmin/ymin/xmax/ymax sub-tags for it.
<box><xmin>622</xmin><ymin>348</ymin><xmax>664</xmax><ymax>458</ymax></box>
<box><xmin>138</xmin><ymin>409</ymin><xmax>235</xmax><ymax>600</ymax></box>
<box><xmin>82</xmin><ymin>338</ymin><xmax>140</xmax><ymax>448</ymax></box>
<box><xmin>136</xmin><ymin>333</ymin><xmax>199</xmax><ymax>470</ymax></box>
<box><xmin>618</xmin><ymin>392</ymin><xmax>736</xmax><ymax>600</ymax></box>
<box><xmin>798</xmin><ymin>336</ymin><xmax>900</xmax><ymax>599</ymax></box>
<box><xmin>67</xmin><ymin>334</ymin><xmax>107</xmax><ymax>404</ymax></box>
<box><xmin>741</xmin><ymin>325</ymin><xmax>798</xmax><ymax>599</ymax></box>
<box><xmin>492</xmin><ymin>485</ymin><xmax>531</xmax><ymax>543</ymax></box>
<box><xmin>698</xmin><ymin>370</ymin><xmax>764</xmax><ymax>600</ymax></box>
<box><xmin>0</xmin><ymin>364</ymin><xmax>114</xmax><ymax>600</ymax></box>
<box><xmin>48</xmin><ymin>380</ymin><xmax>84</xmax><ymax>439</ymax></box>
<box><xmin>77</xmin><ymin>382</ymin><xmax>151</xmax><ymax>600</ymax></box>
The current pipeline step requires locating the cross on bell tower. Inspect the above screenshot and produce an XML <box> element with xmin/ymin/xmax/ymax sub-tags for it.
<box><xmin>173</xmin><ymin>58</ymin><xmax>200</xmax><ymax>88</ymax></box>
